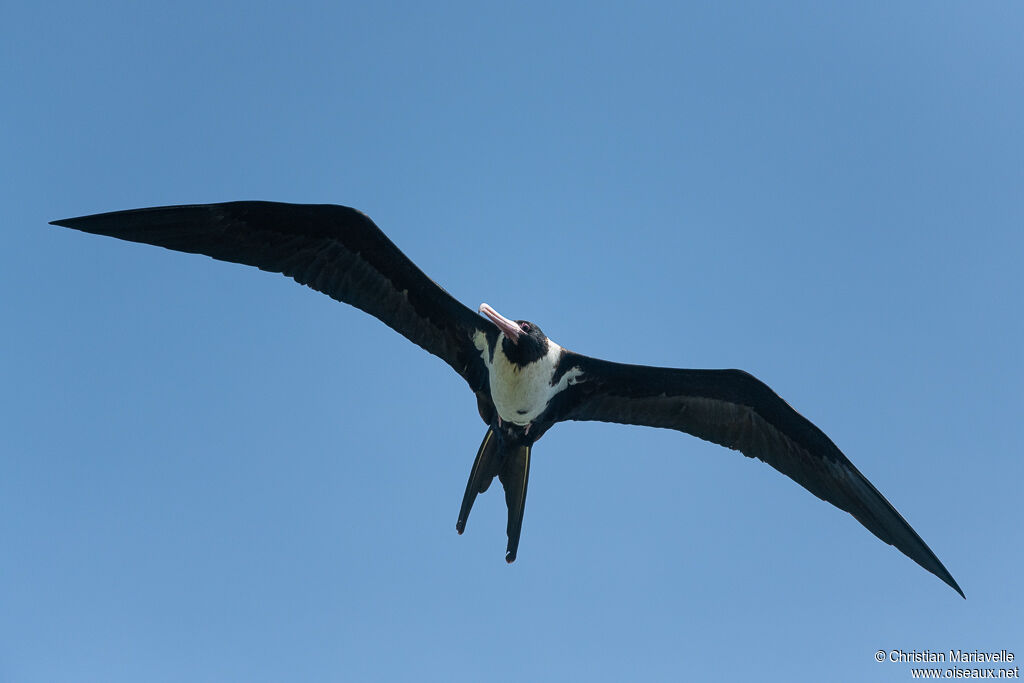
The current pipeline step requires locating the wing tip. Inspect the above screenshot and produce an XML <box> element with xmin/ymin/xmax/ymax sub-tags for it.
<box><xmin>920</xmin><ymin>551</ymin><xmax>963</xmax><ymax>598</ymax></box>
<box><xmin>946</xmin><ymin>575</ymin><xmax>966</xmax><ymax>600</ymax></box>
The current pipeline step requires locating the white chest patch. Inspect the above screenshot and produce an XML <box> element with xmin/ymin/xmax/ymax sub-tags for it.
<box><xmin>473</xmin><ymin>331</ymin><xmax>583</xmax><ymax>425</ymax></box>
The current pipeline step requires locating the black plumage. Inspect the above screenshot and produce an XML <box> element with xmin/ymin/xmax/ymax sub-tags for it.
<box><xmin>51</xmin><ymin>200</ymin><xmax>963</xmax><ymax>597</ymax></box>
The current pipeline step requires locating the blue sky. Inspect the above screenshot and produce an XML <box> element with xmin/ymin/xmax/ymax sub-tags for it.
<box><xmin>4</xmin><ymin>2</ymin><xmax>1021</xmax><ymax>681</ymax></box>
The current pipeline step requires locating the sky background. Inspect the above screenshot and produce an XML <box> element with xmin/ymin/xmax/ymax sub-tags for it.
<box><xmin>3</xmin><ymin>2</ymin><xmax>1022</xmax><ymax>681</ymax></box>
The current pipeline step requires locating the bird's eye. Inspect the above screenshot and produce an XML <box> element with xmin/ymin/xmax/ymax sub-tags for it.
<box><xmin>521</xmin><ymin>322</ymin><xmax>531</xmax><ymax>332</ymax></box>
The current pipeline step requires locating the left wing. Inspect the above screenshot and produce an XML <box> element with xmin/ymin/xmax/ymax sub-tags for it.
<box><xmin>554</xmin><ymin>352</ymin><xmax>963</xmax><ymax>597</ymax></box>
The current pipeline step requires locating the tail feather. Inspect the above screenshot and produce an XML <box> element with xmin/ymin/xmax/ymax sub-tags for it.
<box><xmin>499</xmin><ymin>444</ymin><xmax>531</xmax><ymax>563</ymax></box>
<box><xmin>456</xmin><ymin>428</ymin><xmax>500</xmax><ymax>534</ymax></box>
<box><xmin>455</xmin><ymin>429</ymin><xmax>534</xmax><ymax>563</ymax></box>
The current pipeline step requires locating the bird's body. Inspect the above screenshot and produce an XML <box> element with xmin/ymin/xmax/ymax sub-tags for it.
<box><xmin>476</xmin><ymin>328</ymin><xmax>581</xmax><ymax>429</ymax></box>
<box><xmin>50</xmin><ymin>200</ymin><xmax>963</xmax><ymax>596</ymax></box>
<box><xmin>488</xmin><ymin>344</ymin><xmax>562</xmax><ymax>426</ymax></box>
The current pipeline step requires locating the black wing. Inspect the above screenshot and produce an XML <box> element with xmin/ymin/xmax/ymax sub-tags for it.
<box><xmin>51</xmin><ymin>201</ymin><xmax>493</xmax><ymax>391</ymax></box>
<box><xmin>556</xmin><ymin>353</ymin><xmax>963</xmax><ymax>597</ymax></box>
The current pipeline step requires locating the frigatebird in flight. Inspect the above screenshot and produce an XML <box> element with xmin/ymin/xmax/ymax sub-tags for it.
<box><xmin>51</xmin><ymin>201</ymin><xmax>963</xmax><ymax>597</ymax></box>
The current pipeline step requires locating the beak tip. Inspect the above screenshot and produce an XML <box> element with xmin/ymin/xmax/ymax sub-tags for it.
<box><xmin>479</xmin><ymin>302</ymin><xmax>521</xmax><ymax>342</ymax></box>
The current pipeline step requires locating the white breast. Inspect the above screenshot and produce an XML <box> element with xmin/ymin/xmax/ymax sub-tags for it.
<box><xmin>474</xmin><ymin>333</ymin><xmax>583</xmax><ymax>426</ymax></box>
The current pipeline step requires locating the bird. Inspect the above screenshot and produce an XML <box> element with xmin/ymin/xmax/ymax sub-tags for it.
<box><xmin>50</xmin><ymin>200</ymin><xmax>963</xmax><ymax>597</ymax></box>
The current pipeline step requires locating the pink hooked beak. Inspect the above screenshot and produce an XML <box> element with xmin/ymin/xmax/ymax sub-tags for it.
<box><xmin>479</xmin><ymin>303</ymin><xmax>522</xmax><ymax>343</ymax></box>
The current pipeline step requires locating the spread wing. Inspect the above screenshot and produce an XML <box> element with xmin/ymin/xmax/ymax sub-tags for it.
<box><xmin>556</xmin><ymin>352</ymin><xmax>963</xmax><ymax>597</ymax></box>
<box><xmin>51</xmin><ymin>201</ymin><xmax>494</xmax><ymax>390</ymax></box>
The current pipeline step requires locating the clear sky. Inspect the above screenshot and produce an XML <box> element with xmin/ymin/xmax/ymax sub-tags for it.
<box><xmin>4</xmin><ymin>2</ymin><xmax>1022</xmax><ymax>681</ymax></box>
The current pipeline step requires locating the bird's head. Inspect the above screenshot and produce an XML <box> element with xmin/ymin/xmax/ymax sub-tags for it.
<box><xmin>479</xmin><ymin>303</ymin><xmax>549</xmax><ymax>365</ymax></box>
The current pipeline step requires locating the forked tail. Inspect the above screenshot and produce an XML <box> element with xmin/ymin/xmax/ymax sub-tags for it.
<box><xmin>456</xmin><ymin>428</ymin><xmax>533</xmax><ymax>563</ymax></box>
